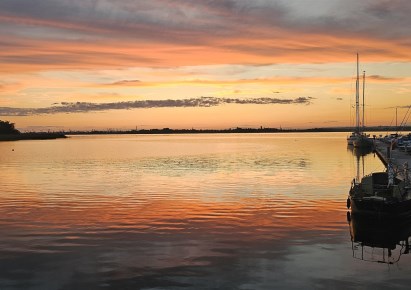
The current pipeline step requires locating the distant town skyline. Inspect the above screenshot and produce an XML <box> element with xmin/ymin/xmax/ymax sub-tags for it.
<box><xmin>1</xmin><ymin>0</ymin><xmax>411</xmax><ymax>131</ymax></box>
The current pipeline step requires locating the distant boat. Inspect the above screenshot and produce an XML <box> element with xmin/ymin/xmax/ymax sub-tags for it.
<box><xmin>347</xmin><ymin>163</ymin><xmax>411</xmax><ymax>218</ymax></box>
<box><xmin>347</xmin><ymin>54</ymin><xmax>373</xmax><ymax>149</ymax></box>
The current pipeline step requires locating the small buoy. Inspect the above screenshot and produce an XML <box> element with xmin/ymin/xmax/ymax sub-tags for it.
<box><xmin>12</xmin><ymin>149</ymin><xmax>14</xmax><ymax>151</ymax></box>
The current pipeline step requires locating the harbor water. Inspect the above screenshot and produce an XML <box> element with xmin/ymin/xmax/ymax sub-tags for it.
<box><xmin>1</xmin><ymin>132</ymin><xmax>410</xmax><ymax>289</ymax></box>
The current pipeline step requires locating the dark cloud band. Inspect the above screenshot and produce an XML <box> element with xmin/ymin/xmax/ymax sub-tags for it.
<box><xmin>0</xmin><ymin>96</ymin><xmax>313</xmax><ymax>116</ymax></box>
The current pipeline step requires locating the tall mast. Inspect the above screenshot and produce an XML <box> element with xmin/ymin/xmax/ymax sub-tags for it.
<box><xmin>362</xmin><ymin>70</ymin><xmax>365</xmax><ymax>131</ymax></box>
<box><xmin>355</xmin><ymin>53</ymin><xmax>360</xmax><ymax>133</ymax></box>
<box><xmin>396</xmin><ymin>107</ymin><xmax>398</xmax><ymax>129</ymax></box>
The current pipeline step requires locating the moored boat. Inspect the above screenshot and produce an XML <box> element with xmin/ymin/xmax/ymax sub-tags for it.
<box><xmin>348</xmin><ymin>164</ymin><xmax>411</xmax><ymax>218</ymax></box>
<box><xmin>353</xmin><ymin>133</ymin><xmax>374</xmax><ymax>148</ymax></box>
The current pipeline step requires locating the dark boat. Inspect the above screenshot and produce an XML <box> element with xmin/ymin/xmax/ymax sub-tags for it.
<box><xmin>348</xmin><ymin>165</ymin><xmax>411</xmax><ymax>218</ymax></box>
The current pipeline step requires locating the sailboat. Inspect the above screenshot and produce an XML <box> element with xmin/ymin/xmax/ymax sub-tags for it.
<box><xmin>347</xmin><ymin>54</ymin><xmax>374</xmax><ymax>148</ymax></box>
<box><xmin>347</xmin><ymin>145</ymin><xmax>411</xmax><ymax>218</ymax></box>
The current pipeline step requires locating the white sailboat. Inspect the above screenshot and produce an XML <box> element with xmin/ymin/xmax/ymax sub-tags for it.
<box><xmin>347</xmin><ymin>54</ymin><xmax>373</xmax><ymax>148</ymax></box>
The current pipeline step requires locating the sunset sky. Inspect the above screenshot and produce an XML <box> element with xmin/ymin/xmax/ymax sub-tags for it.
<box><xmin>1</xmin><ymin>0</ymin><xmax>411</xmax><ymax>131</ymax></box>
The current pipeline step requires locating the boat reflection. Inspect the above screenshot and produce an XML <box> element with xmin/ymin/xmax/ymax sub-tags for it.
<box><xmin>347</xmin><ymin>145</ymin><xmax>374</xmax><ymax>157</ymax></box>
<box><xmin>347</xmin><ymin>143</ymin><xmax>375</xmax><ymax>188</ymax></box>
<box><xmin>347</xmin><ymin>212</ymin><xmax>411</xmax><ymax>264</ymax></box>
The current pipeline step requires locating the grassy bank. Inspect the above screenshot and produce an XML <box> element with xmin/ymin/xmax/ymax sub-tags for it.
<box><xmin>0</xmin><ymin>132</ymin><xmax>67</xmax><ymax>141</ymax></box>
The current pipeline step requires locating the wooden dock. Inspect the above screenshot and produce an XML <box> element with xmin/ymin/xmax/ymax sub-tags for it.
<box><xmin>374</xmin><ymin>140</ymin><xmax>410</xmax><ymax>180</ymax></box>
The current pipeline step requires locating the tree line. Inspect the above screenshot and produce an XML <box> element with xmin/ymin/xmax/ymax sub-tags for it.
<box><xmin>0</xmin><ymin>120</ymin><xmax>20</xmax><ymax>134</ymax></box>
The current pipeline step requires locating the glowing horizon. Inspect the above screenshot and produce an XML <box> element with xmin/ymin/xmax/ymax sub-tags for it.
<box><xmin>1</xmin><ymin>0</ymin><xmax>411</xmax><ymax>131</ymax></box>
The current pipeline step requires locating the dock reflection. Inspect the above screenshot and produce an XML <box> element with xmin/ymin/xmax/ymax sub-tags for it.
<box><xmin>347</xmin><ymin>212</ymin><xmax>411</xmax><ymax>264</ymax></box>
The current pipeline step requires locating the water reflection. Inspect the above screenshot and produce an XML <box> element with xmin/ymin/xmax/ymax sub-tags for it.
<box><xmin>1</xmin><ymin>133</ymin><xmax>407</xmax><ymax>288</ymax></box>
<box><xmin>347</xmin><ymin>144</ymin><xmax>375</xmax><ymax>185</ymax></box>
<box><xmin>347</xmin><ymin>145</ymin><xmax>374</xmax><ymax>158</ymax></box>
<box><xmin>348</xmin><ymin>212</ymin><xmax>411</xmax><ymax>264</ymax></box>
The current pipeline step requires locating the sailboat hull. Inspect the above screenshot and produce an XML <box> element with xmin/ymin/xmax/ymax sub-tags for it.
<box><xmin>347</xmin><ymin>133</ymin><xmax>357</xmax><ymax>146</ymax></box>
<box><xmin>353</xmin><ymin>134</ymin><xmax>374</xmax><ymax>148</ymax></box>
<box><xmin>349</xmin><ymin>196</ymin><xmax>411</xmax><ymax>218</ymax></box>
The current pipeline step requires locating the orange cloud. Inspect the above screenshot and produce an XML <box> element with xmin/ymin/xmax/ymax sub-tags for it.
<box><xmin>1</xmin><ymin>20</ymin><xmax>411</xmax><ymax>74</ymax></box>
<box><xmin>0</xmin><ymin>1</ymin><xmax>410</xmax><ymax>129</ymax></box>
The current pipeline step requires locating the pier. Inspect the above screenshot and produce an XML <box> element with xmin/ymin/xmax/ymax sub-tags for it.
<box><xmin>374</xmin><ymin>140</ymin><xmax>410</xmax><ymax>180</ymax></box>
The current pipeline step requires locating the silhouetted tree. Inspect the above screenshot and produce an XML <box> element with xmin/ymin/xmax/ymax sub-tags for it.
<box><xmin>0</xmin><ymin>120</ymin><xmax>20</xmax><ymax>134</ymax></box>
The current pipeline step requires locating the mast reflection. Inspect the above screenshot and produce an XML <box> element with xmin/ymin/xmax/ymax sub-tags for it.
<box><xmin>348</xmin><ymin>145</ymin><xmax>374</xmax><ymax>181</ymax></box>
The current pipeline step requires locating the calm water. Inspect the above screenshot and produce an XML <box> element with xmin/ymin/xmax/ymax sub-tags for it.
<box><xmin>0</xmin><ymin>133</ymin><xmax>410</xmax><ymax>289</ymax></box>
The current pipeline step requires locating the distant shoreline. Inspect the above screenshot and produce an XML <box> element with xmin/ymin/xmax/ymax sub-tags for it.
<box><xmin>0</xmin><ymin>132</ymin><xmax>67</xmax><ymax>141</ymax></box>
<box><xmin>3</xmin><ymin>126</ymin><xmax>408</xmax><ymax>140</ymax></box>
<box><xmin>62</xmin><ymin>126</ymin><xmax>408</xmax><ymax>135</ymax></box>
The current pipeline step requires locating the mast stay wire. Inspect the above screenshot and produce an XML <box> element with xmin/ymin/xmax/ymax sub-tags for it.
<box><xmin>398</xmin><ymin>106</ymin><xmax>411</xmax><ymax>133</ymax></box>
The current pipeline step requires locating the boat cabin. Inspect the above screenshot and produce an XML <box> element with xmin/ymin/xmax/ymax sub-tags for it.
<box><xmin>355</xmin><ymin>172</ymin><xmax>403</xmax><ymax>199</ymax></box>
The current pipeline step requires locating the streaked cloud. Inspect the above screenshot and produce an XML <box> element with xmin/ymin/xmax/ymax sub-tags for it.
<box><xmin>1</xmin><ymin>0</ymin><xmax>411</xmax><ymax>73</ymax></box>
<box><xmin>0</xmin><ymin>1</ymin><xmax>410</xmax><ymax>129</ymax></box>
<box><xmin>367</xmin><ymin>75</ymin><xmax>405</xmax><ymax>82</ymax></box>
<box><xmin>109</xmin><ymin>80</ymin><xmax>141</xmax><ymax>86</ymax></box>
<box><xmin>104</xmin><ymin>76</ymin><xmax>353</xmax><ymax>88</ymax></box>
<box><xmin>0</xmin><ymin>96</ymin><xmax>314</xmax><ymax>116</ymax></box>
